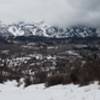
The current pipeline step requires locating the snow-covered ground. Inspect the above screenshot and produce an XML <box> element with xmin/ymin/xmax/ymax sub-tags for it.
<box><xmin>0</xmin><ymin>81</ymin><xmax>100</xmax><ymax>100</ymax></box>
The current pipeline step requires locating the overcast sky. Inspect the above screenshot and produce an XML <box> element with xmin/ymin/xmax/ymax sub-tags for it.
<box><xmin>0</xmin><ymin>0</ymin><xmax>100</xmax><ymax>27</ymax></box>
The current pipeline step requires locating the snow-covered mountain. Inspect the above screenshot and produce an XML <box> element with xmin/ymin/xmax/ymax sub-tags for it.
<box><xmin>0</xmin><ymin>22</ymin><xmax>98</xmax><ymax>38</ymax></box>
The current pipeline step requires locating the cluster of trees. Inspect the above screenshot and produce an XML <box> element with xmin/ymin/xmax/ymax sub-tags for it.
<box><xmin>0</xmin><ymin>53</ymin><xmax>100</xmax><ymax>87</ymax></box>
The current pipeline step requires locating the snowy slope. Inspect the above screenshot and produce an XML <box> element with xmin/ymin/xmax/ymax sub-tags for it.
<box><xmin>8</xmin><ymin>25</ymin><xmax>24</xmax><ymax>36</ymax></box>
<box><xmin>7</xmin><ymin>24</ymin><xmax>98</xmax><ymax>38</ymax></box>
<box><xmin>0</xmin><ymin>81</ymin><xmax>100</xmax><ymax>100</ymax></box>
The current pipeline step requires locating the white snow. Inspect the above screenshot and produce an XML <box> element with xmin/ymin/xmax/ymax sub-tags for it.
<box><xmin>0</xmin><ymin>81</ymin><xmax>100</xmax><ymax>100</ymax></box>
<box><xmin>8</xmin><ymin>26</ymin><xmax>24</xmax><ymax>36</ymax></box>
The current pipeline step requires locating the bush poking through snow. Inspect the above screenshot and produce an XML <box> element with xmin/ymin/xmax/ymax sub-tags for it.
<box><xmin>45</xmin><ymin>73</ymin><xmax>71</xmax><ymax>87</ymax></box>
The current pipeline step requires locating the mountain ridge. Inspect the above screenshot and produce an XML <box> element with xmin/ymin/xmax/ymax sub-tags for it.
<box><xmin>0</xmin><ymin>22</ymin><xmax>99</xmax><ymax>38</ymax></box>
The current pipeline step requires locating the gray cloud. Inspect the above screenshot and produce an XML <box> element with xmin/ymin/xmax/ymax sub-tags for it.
<box><xmin>67</xmin><ymin>0</ymin><xmax>100</xmax><ymax>26</ymax></box>
<box><xmin>0</xmin><ymin>0</ymin><xmax>100</xmax><ymax>27</ymax></box>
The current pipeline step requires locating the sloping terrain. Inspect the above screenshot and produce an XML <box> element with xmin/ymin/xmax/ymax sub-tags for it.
<box><xmin>0</xmin><ymin>38</ymin><xmax>100</xmax><ymax>87</ymax></box>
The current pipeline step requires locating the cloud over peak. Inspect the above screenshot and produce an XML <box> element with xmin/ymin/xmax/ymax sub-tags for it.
<box><xmin>0</xmin><ymin>0</ymin><xmax>100</xmax><ymax>27</ymax></box>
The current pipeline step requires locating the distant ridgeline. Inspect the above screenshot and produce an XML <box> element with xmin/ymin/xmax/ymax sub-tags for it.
<box><xmin>0</xmin><ymin>22</ymin><xmax>98</xmax><ymax>38</ymax></box>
